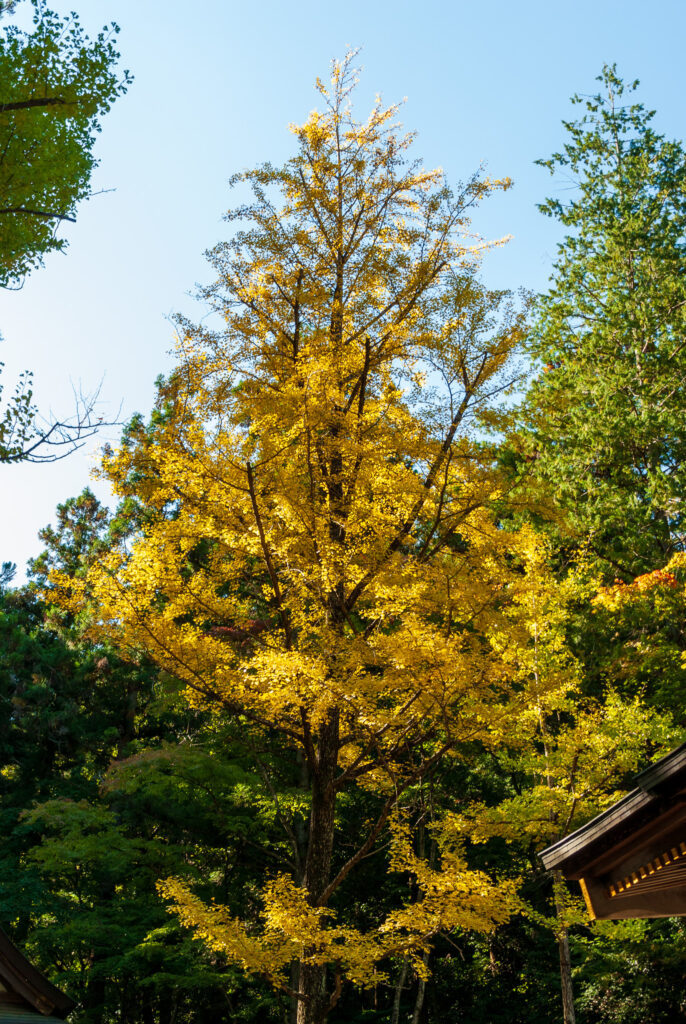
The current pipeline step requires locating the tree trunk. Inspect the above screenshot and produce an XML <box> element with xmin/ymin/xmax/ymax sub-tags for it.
<box><xmin>84</xmin><ymin>969</ymin><xmax>106</xmax><ymax>1024</ymax></box>
<box><xmin>391</xmin><ymin>959</ymin><xmax>409</xmax><ymax>1024</ymax></box>
<box><xmin>296</xmin><ymin>710</ymin><xmax>340</xmax><ymax>1024</ymax></box>
<box><xmin>557</xmin><ymin>928</ymin><xmax>576</xmax><ymax>1024</ymax></box>
<box><xmin>553</xmin><ymin>870</ymin><xmax>576</xmax><ymax>1024</ymax></box>
<box><xmin>289</xmin><ymin>961</ymin><xmax>300</xmax><ymax>1024</ymax></box>
<box><xmin>411</xmin><ymin>950</ymin><xmax>430</xmax><ymax>1024</ymax></box>
<box><xmin>296</xmin><ymin>962</ymin><xmax>329</xmax><ymax>1024</ymax></box>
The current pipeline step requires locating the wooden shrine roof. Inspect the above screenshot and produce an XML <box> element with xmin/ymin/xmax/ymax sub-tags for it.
<box><xmin>0</xmin><ymin>1010</ymin><xmax>68</xmax><ymax>1024</ymax></box>
<box><xmin>0</xmin><ymin>929</ymin><xmax>74</xmax><ymax>1019</ymax></box>
<box><xmin>540</xmin><ymin>740</ymin><xmax>686</xmax><ymax>920</ymax></box>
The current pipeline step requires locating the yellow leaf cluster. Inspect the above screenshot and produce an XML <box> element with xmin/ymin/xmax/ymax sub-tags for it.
<box><xmin>159</xmin><ymin>814</ymin><xmax>520</xmax><ymax>991</ymax></box>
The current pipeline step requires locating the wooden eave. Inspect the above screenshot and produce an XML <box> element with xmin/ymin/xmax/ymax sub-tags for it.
<box><xmin>540</xmin><ymin>740</ymin><xmax>686</xmax><ymax>877</ymax></box>
<box><xmin>540</xmin><ymin>740</ymin><xmax>686</xmax><ymax>920</ymax></box>
<box><xmin>0</xmin><ymin>930</ymin><xmax>74</xmax><ymax>1019</ymax></box>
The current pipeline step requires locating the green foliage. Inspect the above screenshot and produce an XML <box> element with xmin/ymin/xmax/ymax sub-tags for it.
<box><xmin>481</xmin><ymin>65</ymin><xmax>686</xmax><ymax>1024</ymax></box>
<box><xmin>0</xmin><ymin>368</ymin><xmax>35</xmax><ymax>462</ymax></box>
<box><xmin>587</xmin><ymin>562</ymin><xmax>686</xmax><ymax>711</ymax></box>
<box><xmin>0</xmin><ymin>0</ymin><xmax>131</xmax><ymax>286</ymax></box>
<box><xmin>1</xmin><ymin>489</ymin><xmax>303</xmax><ymax>1021</ymax></box>
<box><xmin>0</xmin><ymin>578</ymin><xmax>290</xmax><ymax>1023</ymax></box>
<box><xmin>525</xmin><ymin>64</ymin><xmax>686</xmax><ymax>580</ymax></box>
<box><xmin>504</xmin><ymin>66</ymin><xmax>686</xmax><ymax>728</ymax></box>
<box><xmin>28</xmin><ymin>487</ymin><xmax>111</xmax><ymax>584</ymax></box>
<box><xmin>573</xmin><ymin>918</ymin><xmax>686</xmax><ymax>1023</ymax></box>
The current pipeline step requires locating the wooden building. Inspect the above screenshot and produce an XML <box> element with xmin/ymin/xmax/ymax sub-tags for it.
<box><xmin>0</xmin><ymin>929</ymin><xmax>74</xmax><ymax>1022</ymax></box>
<box><xmin>541</xmin><ymin>741</ymin><xmax>686</xmax><ymax>920</ymax></box>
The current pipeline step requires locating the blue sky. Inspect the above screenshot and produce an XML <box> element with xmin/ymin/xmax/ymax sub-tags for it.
<box><xmin>2</xmin><ymin>0</ymin><xmax>685</xmax><ymax>576</ymax></box>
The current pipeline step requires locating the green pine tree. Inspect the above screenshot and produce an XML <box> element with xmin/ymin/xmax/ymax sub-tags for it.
<box><xmin>525</xmin><ymin>65</ymin><xmax>686</xmax><ymax>581</ymax></box>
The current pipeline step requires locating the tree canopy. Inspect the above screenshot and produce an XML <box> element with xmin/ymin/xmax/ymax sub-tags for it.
<box><xmin>48</xmin><ymin>52</ymin><xmax>545</xmax><ymax>1024</ymax></box>
<box><xmin>0</xmin><ymin>0</ymin><xmax>130</xmax><ymax>286</ymax></box>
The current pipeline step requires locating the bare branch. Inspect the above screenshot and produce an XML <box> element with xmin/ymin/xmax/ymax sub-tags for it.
<box><xmin>0</xmin><ymin>381</ymin><xmax>122</xmax><ymax>465</ymax></box>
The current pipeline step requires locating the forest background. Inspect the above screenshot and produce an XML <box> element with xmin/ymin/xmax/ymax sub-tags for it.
<box><xmin>2</xmin><ymin>2</ymin><xmax>686</xmax><ymax>1024</ymax></box>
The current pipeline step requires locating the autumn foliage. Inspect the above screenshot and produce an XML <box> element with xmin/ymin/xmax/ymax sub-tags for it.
<box><xmin>46</xmin><ymin>53</ymin><xmax>549</xmax><ymax>1023</ymax></box>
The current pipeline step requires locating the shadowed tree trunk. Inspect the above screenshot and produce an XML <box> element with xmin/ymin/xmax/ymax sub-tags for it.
<box><xmin>296</xmin><ymin>711</ymin><xmax>340</xmax><ymax>1024</ymax></box>
<box><xmin>554</xmin><ymin>870</ymin><xmax>576</xmax><ymax>1024</ymax></box>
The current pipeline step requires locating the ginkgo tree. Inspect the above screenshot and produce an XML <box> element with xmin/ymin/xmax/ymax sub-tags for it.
<box><xmin>51</xmin><ymin>54</ymin><xmax>544</xmax><ymax>1024</ymax></box>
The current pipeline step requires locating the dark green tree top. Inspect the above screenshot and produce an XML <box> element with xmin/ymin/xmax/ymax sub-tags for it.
<box><xmin>526</xmin><ymin>65</ymin><xmax>686</xmax><ymax>578</ymax></box>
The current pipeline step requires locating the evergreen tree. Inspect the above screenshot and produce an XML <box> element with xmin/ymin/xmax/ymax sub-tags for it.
<box><xmin>507</xmin><ymin>65</ymin><xmax>686</xmax><ymax>1023</ymax></box>
<box><xmin>525</xmin><ymin>65</ymin><xmax>686</xmax><ymax>581</ymax></box>
<box><xmin>1</xmin><ymin>495</ymin><xmax>290</xmax><ymax>1024</ymax></box>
